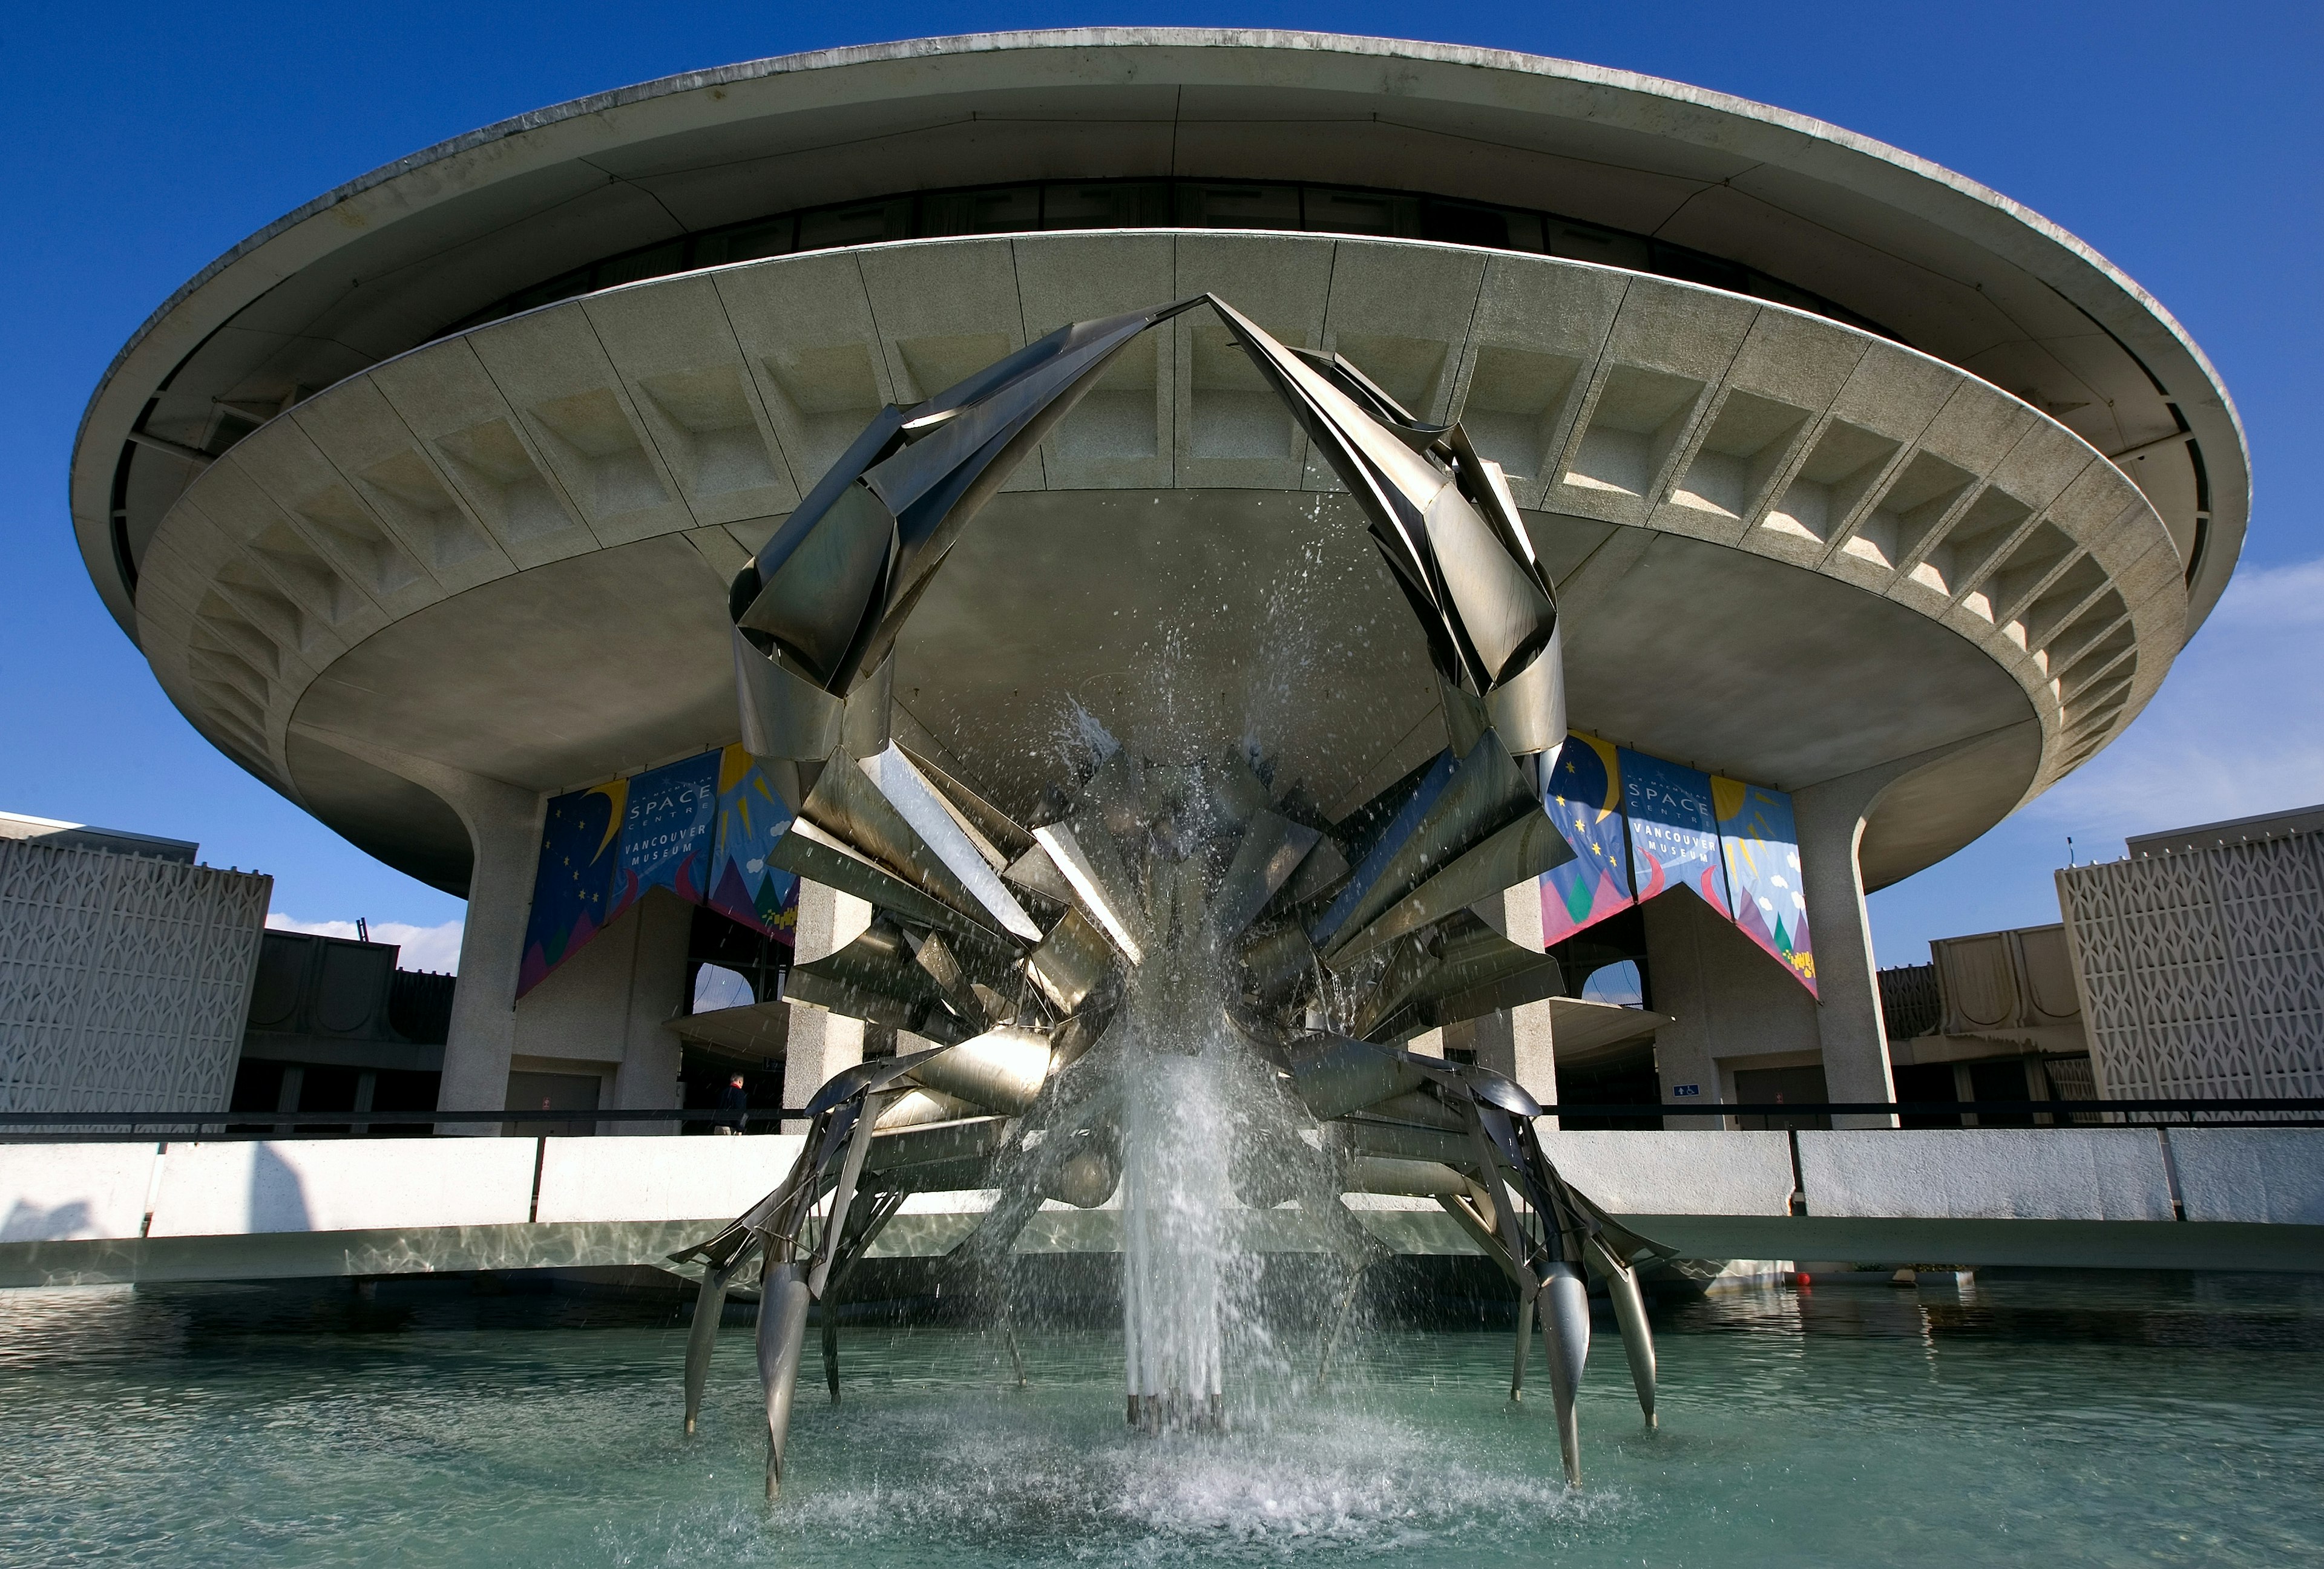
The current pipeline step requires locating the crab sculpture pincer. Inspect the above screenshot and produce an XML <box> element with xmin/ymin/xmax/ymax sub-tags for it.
<box><xmin>671</xmin><ymin>295</ymin><xmax>1670</xmax><ymax>1495</ymax></box>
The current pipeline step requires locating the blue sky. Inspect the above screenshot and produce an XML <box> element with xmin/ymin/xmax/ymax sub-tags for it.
<box><xmin>2</xmin><ymin>2</ymin><xmax>2316</xmax><ymax>972</ymax></box>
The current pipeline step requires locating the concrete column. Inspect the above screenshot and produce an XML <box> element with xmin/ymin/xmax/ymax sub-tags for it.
<box><xmin>1792</xmin><ymin>774</ymin><xmax>1897</xmax><ymax>1130</ymax></box>
<box><xmin>290</xmin><ymin>730</ymin><xmax>539</xmax><ymax>1134</ymax></box>
<box><xmin>509</xmin><ymin>889</ymin><xmax>695</xmax><ymax>1131</ymax></box>
<box><xmin>1643</xmin><ymin>889</ymin><xmax>1820</xmax><ymax>1128</ymax></box>
<box><xmin>291</xmin><ymin>727</ymin><xmax>542</xmax><ymax>1135</ymax></box>
<box><xmin>430</xmin><ymin>779</ymin><xmax>542</xmax><ymax>1130</ymax></box>
<box><xmin>781</xmin><ymin>879</ymin><xmax>871</xmax><ymax>1130</ymax></box>
<box><xmin>1785</xmin><ymin>727</ymin><xmax>2041</xmax><ymax>1126</ymax></box>
<box><xmin>608</xmin><ymin>892</ymin><xmax>694</xmax><ymax>1132</ymax></box>
<box><xmin>1468</xmin><ymin>880</ymin><xmax>1560</xmax><ymax>1122</ymax></box>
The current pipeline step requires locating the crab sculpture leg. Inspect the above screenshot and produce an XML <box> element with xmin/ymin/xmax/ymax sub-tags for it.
<box><xmin>674</xmin><ymin>290</ymin><xmax>1678</xmax><ymax>1496</ymax></box>
<box><xmin>1275</xmin><ymin>1030</ymin><xmax>1668</xmax><ymax>1484</ymax></box>
<box><xmin>671</xmin><ymin>1034</ymin><xmax>1045</xmax><ymax>1495</ymax></box>
<box><xmin>822</xmin><ymin>1185</ymin><xmax>908</xmax><ymax>1401</ymax></box>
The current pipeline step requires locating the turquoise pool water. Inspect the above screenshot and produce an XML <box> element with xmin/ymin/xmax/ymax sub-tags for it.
<box><xmin>2</xmin><ymin>1272</ymin><xmax>2320</xmax><ymax>1566</ymax></box>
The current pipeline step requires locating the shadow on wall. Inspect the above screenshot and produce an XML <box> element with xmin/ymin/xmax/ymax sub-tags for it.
<box><xmin>248</xmin><ymin>1145</ymin><xmax>313</xmax><ymax>1232</ymax></box>
<box><xmin>1</xmin><ymin>1200</ymin><xmax>94</xmax><ymax>1242</ymax></box>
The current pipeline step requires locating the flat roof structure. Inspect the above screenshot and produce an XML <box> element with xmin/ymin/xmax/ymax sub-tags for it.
<box><xmin>68</xmin><ymin>31</ymin><xmax>2250</xmax><ymax>1124</ymax></box>
<box><xmin>0</xmin><ymin>811</ymin><xmax>199</xmax><ymax>865</ymax></box>
<box><xmin>2126</xmin><ymin>804</ymin><xmax>2324</xmax><ymax>857</ymax></box>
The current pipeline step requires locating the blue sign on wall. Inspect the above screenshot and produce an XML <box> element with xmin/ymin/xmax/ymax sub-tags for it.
<box><xmin>604</xmin><ymin>751</ymin><xmax>722</xmax><ymax>925</ymax></box>
<box><xmin>1618</xmin><ymin>748</ymin><xmax>1732</xmax><ymax>917</ymax></box>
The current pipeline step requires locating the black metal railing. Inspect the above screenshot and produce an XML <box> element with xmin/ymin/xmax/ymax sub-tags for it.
<box><xmin>0</xmin><ymin>1098</ymin><xmax>2317</xmax><ymax>1141</ymax></box>
<box><xmin>1600</xmin><ymin>1098</ymin><xmax>2324</xmax><ymax>1128</ymax></box>
<box><xmin>0</xmin><ymin>1108</ymin><xmax>812</xmax><ymax>1139</ymax></box>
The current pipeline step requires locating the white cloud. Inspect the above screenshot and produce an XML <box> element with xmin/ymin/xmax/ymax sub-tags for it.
<box><xmin>2023</xmin><ymin>556</ymin><xmax>2324</xmax><ymax>847</ymax></box>
<box><xmin>266</xmin><ymin>914</ymin><xmax>465</xmax><ymax>973</ymax></box>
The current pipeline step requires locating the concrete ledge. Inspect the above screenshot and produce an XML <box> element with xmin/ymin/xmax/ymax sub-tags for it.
<box><xmin>7</xmin><ymin>1132</ymin><xmax>2320</xmax><ymax>1288</ymax></box>
<box><xmin>2170</xmin><ymin>1130</ymin><xmax>2324</xmax><ymax>1224</ymax></box>
<box><xmin>146</xmin><ymin>1139</ymin><xmax>537</xmax><ymax>1236</ymax></box>
<box><xmin>0</xmin><ymin>1143</ymin><xmax>159</xmax><ymax>1242</ymax></box>
<box><xmin>1797</xmin><ymin>1129</ymin><xmax>2173</xmax><ymax>1220</ymax></box>
<box><xmin>8</xmin><ymin>1211</ymin><xmax>2319</xmax><ymax>1291</ymax></box>
<box><xmin>0</xmin><ymin>1219</ymin><xmax>711</xmax><ymax>1289</ymax></box>
<box><xmin>1541</xmin><ymin>1130</ymin><xmax>1795</xmax><ymax>1215</ymax></box>
<box><xmin>534</xmin><ymin>1134</ymin><xmax>803</xmax><ymax>1225</ymax></box>
<box><xmin>1637</xmin><ymin>1216</ymin><xmax>2324</xmax><ymax>1274</ymax></box>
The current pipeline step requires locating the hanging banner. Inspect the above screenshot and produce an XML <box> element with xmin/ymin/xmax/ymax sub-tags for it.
<box><xmin>707</xmin><ymin>743</ymin><xmax>800</xmax><ymax>943</ymax></box>
<box><xmin>605</xmin><ymin>751</ymin><xmax>723</xmax><ymax>925</ymax></box>
<box><xmin>1714</xmin><ymin>776</ymin><xmax>1817</xmax><ymax>994</ymax></box>
<box><xmin>1538</xmin><ymin>733</ymin><xmax>1635</xmax><ymax>945</ymax></box>
<box><xmin>517</xmin><ymin>779</ymin><xmax>626</xmax><ymax>997</ymax></box>
<box><xmin>1619</xmin><ymin>748</ymin><xmax>1732</xmax><ymax>916</ymax></box>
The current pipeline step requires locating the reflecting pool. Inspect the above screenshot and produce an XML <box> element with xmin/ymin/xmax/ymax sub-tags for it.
<box><xmin>3</xmin><ymin>1271</ymin><xmax>2321</xmax><ymax>1565</ymax></box>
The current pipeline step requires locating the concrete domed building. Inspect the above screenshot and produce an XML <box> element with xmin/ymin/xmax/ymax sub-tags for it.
<box><xmin>73</xmin><ymin>30</ymin><xmax>2245</xmax><ymax>1125</ymax></box>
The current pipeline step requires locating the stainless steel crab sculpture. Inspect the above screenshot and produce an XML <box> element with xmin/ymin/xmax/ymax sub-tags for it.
<box><xmin>671</xmin><ymin>295</ymin><xmax>1670</xmax><ymax>1495</ymax></box>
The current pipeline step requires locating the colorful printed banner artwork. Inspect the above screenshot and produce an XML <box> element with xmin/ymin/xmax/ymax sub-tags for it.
<box><xmin>518</xmin><ymin>779</ymin><xmax>626</xmax><ymax>997</ymax></box>
<box><xmin>603</xmin><ymin>750</ymin><xmax>723</xmax><ymax>926</ymax></box>
<box><xmin>707</xmin><ymin>744</ymin><xmax>800</xmax><ymax>944</ymax></box>
<box><xmin>1619</xmin><ymin>748</ymin><xmax>1732</xmax><ymax>917</ymax></box>
<box><xmin>1539</xmin><ymin>733</ymin><xmax>1636</xmax><ymax>945</ymax></box>
<box><xmin>1713</xmin><ymin>776</ymin><xmax>1817</xmax><ymax>995</ymax></box>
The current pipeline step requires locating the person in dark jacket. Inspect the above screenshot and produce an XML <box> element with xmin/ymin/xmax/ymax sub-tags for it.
<box><xmin>715</xmin><ymin>1073</ymin><xmax>749</xmax><ymax>1134</ymax></box>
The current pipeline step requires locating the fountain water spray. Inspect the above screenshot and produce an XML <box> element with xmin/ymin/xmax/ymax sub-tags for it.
<box><xmin>1114</xmin><ymin>866</ymin><xmax>1238</xmax><ymax>1432</ymax></box>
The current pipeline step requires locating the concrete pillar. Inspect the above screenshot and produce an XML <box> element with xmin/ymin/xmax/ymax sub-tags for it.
<box><xmin>1784</xmin><ymin>727</ymin><xmax>2043</xmax><ymax>1127</ymax></box>
<box><xmin>1792</xmin><ymin>773</ymin><xmax>1897</xmax><ymax>1130</ymax></box>
<box><xmin>1642</xmin><ymin>889</ymin><xmax>1821</xmax><ymax>1128</ymax></box>
<box><xmin>290</xmin><ymin>727</ymin><xmax>542</xmax><ymax>1135</ymax></box>
<box><xmin>781</xmin><ymin>879</ymin><xmax>871</xmax><ymax>1130</ymax></box>
<box><xmin>1468</xmin><ymin>880</ymin><xmax>1560</xmax><ymax>1122</ymax></box>
<box><xmin>1640</xmin><ymin>727</ymin><xmax>2034</xmax><ymax>1130</ymax></box>
<box><xmin>430</xmin><ymin>779</ymin><xmax>541</xmax><ymax>1131</ymax></box>
<box><xmin>607</xmin><ymin>892</ymin><xmax>694</xmax><ymax>1132</ymax></box>
<box><xmin>1465</xmin><ymin>1008</ymin><xmax>1558</xmax><ymax>1125</ymax></box>
<box><xmin>506</xmin><ymin>890</ymin><xmax>694</xmax><ymax>1131</ymax></box>
<box><xmin>290</xmin><ymin>725</ymin><xmax>539</xmax><ymax>1129</ymax></box>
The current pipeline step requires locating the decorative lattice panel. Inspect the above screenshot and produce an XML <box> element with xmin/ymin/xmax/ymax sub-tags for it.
<box><xmin>0</xmin><ymin>840</ymin><xmax>271</xmax><ymax>1113</ymax></box>
<box><xmin>1877</xmin><ymin>963</ymin><xmax>1942</xmax><ymax>1041</ymax></box>
<box><xmin>2058</xmin><ymin>833</ymin><xmax>2324</xmax><ymax>1099</ymax></box>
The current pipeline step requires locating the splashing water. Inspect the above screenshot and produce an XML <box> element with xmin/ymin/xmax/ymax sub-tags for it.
<box><xmin>1020</xmin><ymin>687</ymin><xmax>1339</xmax><ymax>1431</ymax></box>
<box><xmin>1117</xmin><ymin>1024</ymin><xmax>1232</xmax><ymax>1429</ymax></box>
<box><xmin>1000</xmin><ymin>536</ymin><xmax>1435</xmax><ymax>1435</ymax></box>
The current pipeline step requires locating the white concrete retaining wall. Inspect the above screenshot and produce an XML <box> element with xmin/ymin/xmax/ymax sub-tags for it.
<box><xmin>2170</xmin><ymin>1130</ymin><xmax>2324</xmax><ymax>1223</ymax></box>
<box><xmin>0</xmin><ymin>1143</ymin><xmax>161</xmax><ymax>1241</ymax></box>
<box><xmin>7</xmin><ymin>1128</ymin><xmax>2319</xmax><ymax>1254</ymax></box>
<box><xmin>146</xmin><ymin>1140</ymin><xmax>537</xmax><ymax>1236</ymax></box>
<box><xmin>533</xmin><ymin>1135</ymin><xmax>804</xmax><ymax>1224</ymax></box>
<box><xmin>1796</xmin><ymin>1129</ymin><xmax>2174</xmax><ymax>1220</ymax></box>
<box><xmin>1540</xmin><ymin>1130</ymin><xmax>1796</xmax><ymax>1214</ymax></box>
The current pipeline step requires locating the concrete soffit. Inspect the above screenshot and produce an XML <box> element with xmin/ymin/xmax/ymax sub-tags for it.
<box><xmin>130</xmin><ymin>232</ymin><xmax>2181</xmax><ymax>888</ymax></box>
<box><xmin>72</xmin><ymin>29</ymin><xmax>2245</xmax><ymax>643</ymax></box>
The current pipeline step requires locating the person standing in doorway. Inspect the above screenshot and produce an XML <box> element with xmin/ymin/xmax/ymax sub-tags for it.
<box><xmin>716</xmin><ymin>1072</ymin><xmax>749</xmax><ymax>1134</ymax></box>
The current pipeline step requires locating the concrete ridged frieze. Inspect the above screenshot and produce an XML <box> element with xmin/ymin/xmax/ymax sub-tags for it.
<box><xmin>131</xmin><ymin>231</ymin><xmax>2182</xmax><ymax>814</ymax></box>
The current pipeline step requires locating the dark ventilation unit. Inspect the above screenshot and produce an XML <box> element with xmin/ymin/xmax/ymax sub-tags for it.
<box><xmin>230</xmin><ymin>929</ymin><xmax>450</xmax><ymax>1130</ymax></box>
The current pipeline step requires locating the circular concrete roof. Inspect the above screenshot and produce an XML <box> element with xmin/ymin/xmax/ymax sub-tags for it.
<box><xmin>126</xmin><ymin>228</ymin><xmax>2181</xmax><ymax>896</ymax></box>
<box><xmin>77</xmin><ymin>29</ymin><xmax>2245</xmax><ymax>647</ymax></box>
